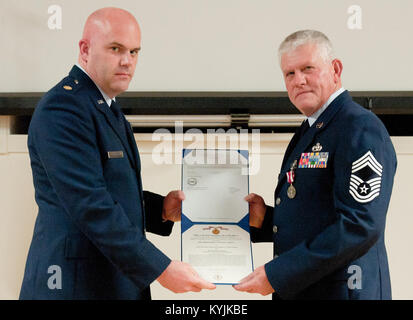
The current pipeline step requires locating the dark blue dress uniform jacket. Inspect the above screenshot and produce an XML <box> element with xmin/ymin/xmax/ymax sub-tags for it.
<box><xmin>251</xmin><ymin>91</ymin><xmax>397</xmax><ymax>300</ymax></box>
<box><xmin>19</xmin><ymin>66</ymin><xmax>173</xmax><ymax>300</ymax></box>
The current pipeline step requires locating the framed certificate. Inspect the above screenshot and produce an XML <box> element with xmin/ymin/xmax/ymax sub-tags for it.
<box><xmin>181</xmin><ymin>149</ymin><xmax>253</xmax><ymax>285</ymax></box>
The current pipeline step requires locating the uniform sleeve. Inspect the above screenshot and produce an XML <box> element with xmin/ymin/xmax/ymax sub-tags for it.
<box><xmin>31</xmin><ymin>94</ymin><xmax>171</xmax><ymax>290</ymax></box>
<box><xmin>250</xmin><ymin>205</ymin><xmax>274</xmax><ymax>243</ymax></box>
<box><xmin>143</xmin><ymin>191</ymin><xmax>174</xmax><ymax>236</ymax></box>
<box><xmin>264</xmin><ymin>113</ymin><xmax>397</xmax><ymax>299</ymax></box>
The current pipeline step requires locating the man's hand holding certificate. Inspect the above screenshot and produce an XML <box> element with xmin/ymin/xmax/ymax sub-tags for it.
<box><xmin>181</xmin><ymin>149</ymin><xmax>253</xmax><ymax>285</ymax></box>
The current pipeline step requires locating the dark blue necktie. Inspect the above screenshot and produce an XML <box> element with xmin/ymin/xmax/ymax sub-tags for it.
<box><xmin>281</xmin><ymin>119</ymin><xmax>310</xmax><ymax>169</ymax></box>
<box><xmin>110</xmin><ymin>99</ymin><xmax>128</xmax><ymax>138</ymax></box>
<box><xmin>110</xmin><ymin>99</ymin><xmax>140</xmax><ymax>170</ymax></box>
<box><xmin>298</xmin><ymin>119</ymin><xmax>309</xmax><ymax>139</ymax></box>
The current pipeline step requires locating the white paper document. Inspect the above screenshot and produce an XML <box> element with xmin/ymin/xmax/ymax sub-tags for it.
<box><xmin>181</xmin><ymin>149</ymin><xmax>253</xmax><ymax>284</ymax></box>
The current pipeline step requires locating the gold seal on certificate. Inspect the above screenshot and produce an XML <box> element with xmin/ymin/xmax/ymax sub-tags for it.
<box><xmin>181</xmin><ymin>149</ymin><xmax>253</xmax><ymax>285</ymax></box>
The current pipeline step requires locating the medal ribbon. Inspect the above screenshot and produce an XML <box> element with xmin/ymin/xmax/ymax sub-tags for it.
<box><xmin>286</xmin><ymin>170</ymin><xmax>295</xmax><ymax>184</ymax></box>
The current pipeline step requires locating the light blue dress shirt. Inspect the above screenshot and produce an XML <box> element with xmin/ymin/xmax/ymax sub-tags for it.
<box><xmin>307</xmin><ymin>87</ymin><xmax>345</xmax><ymax>127</ymax></box>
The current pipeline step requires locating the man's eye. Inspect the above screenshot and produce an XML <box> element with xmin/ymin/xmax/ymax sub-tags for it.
<box><xmin>130</xmin><ymin>50</ymin><xmax>139</xmax><ymax>56</ymax></box>
<box><xmin>111</xmin><ymin>47</ymin><xmax>120</xmax><ymax>52</ymax></box>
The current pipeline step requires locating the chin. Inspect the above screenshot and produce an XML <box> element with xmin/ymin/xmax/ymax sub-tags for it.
<box><xmin>294</xmin><ymin>102</ymin><xmax>319</xmax><ymax>116</ymax></box>
<box><xmin>112</xmin><ymin>84</ymin><xmax>130</xmax><ymax>95</ymax></box>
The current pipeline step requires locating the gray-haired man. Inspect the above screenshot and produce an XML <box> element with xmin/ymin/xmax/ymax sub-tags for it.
<box><xmin>234</xmin><ymin>30</ymin><xmax>396</xmax><ymax>300</ymax></box>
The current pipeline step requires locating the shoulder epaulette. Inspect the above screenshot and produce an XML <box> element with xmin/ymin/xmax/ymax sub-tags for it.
<box><xmin>59</xmin><ymin>77</ymin><xmax>81</xmax><ymax>94</ymax></box>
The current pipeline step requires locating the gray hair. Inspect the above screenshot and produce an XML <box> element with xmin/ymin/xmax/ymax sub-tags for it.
<box><xmin>278</xmin><ymin>30</ymin><xmax>335</xmax><ymax>64</ymax></box>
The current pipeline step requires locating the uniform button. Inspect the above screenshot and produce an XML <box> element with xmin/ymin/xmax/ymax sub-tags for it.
<box><xmin>276</xmin><ymin>197</ymin><xmax>281</xmax><ymax>206</ymax></box>
<box><xmin>273</xmin><ymin>225</ymin><xmax>278</xmax><ymax>233</ymax></box>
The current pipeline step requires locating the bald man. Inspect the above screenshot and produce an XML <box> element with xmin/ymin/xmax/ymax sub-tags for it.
<box><xmin>20</xmin><ymin>7</ymin><xmax>215</xmax><ymax>300</ymax></box>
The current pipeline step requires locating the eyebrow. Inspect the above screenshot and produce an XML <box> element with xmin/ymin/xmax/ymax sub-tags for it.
<box><xmin>109</xmin><ymin>42</ymin><xmax>141</xmax><ymax>51</ymax></box>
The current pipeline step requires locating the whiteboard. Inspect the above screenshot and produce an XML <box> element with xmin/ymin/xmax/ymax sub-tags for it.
<box><xmin>1</xmin><ymin>0</ymin><xmax>412</xmax><ymax>92</ymax></box>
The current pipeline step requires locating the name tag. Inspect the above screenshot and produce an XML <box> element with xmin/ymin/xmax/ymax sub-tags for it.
<box><xmin>107</xmin><ymin>151</ymin><xmax>124</xmax><ymax>159</ymax></box>
<box><xmin>298</xmin><ymin>152</ymin><xmax>329</xmax><ymax>168</ymax></box>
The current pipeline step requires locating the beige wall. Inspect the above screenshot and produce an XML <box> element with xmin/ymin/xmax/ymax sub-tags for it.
<box><xmin>1</xmin><ymin>116</ymin><xmax>412</xmax><ymax>300</ymax></box>
<box><xmin>1</xmin><ymin>0</ymin><xmax>413</xmax><ymax>92</ymax></box>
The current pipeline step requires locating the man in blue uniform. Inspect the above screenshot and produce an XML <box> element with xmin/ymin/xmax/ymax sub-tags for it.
<box><xmin>20</xmin><ymin>7</ymin><xmax>215</xmax><ymax>299</ymax></box>
<box><xmin>234</xmin><ymin>30</ymin><xmax>397</xmax><ymax>299</ymax></box>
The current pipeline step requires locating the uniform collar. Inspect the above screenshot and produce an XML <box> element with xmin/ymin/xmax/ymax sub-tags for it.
<box><xmin>279</xmin><ymin>89</ymin><xmax>350</xmax><ymax>177</ymax></box>
<box><xmin>307</xmin><ymin>87</ymin><xmax>345</xmax><ymax>127</ymax></box>
<box><xmin>75</xmin><ymin>64</ymin><xmax>115</xmax><ymax>107</ymax></box>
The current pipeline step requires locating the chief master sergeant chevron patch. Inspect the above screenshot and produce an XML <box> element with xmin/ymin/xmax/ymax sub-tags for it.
<box><xmin>349</xmin><ymin>151</ymin><xmax>383</xmax><ymax>203</ymax></box>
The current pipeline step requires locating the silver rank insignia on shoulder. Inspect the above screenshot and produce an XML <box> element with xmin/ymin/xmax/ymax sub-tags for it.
<box><xmin>349</xmin><ymin>150</ymin><xmax>383</xmax><ymax>203</ymax></box>
<box><xmin>312</xmin><ymin>142</ymin><xmax>323</xmax><ymax>152</ymax></box>
<box><xmin>97</xmin><ymin>99</ymin><xmax>105</xmax><ymax>104</ymax></box>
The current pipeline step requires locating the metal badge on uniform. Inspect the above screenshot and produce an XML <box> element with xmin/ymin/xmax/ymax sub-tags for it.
<box><xmin>107</xmin><ymin>151</ymin><xmax>124</xmax><ymax>159</ymax></box>
<box><xmin>97</xmin><ymin>99</ymin><xmax>105</xmax><ymax>104</ymax></box>
<box><xmin>312</xmin><ymin>142</ymin><xmax>323</xmax><ymax>152</ymax></box>
<box><xmin>298</xmin><ymin>152</ymin><xmax>329</xmax><ymax>168</ymax></box>
<box><xmin>63</xmin><ymin>85</ymin><xmax>72</xmax><ymax>91</ymax></box>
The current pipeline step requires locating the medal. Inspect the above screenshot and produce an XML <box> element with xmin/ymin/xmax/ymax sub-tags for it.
<box><xmin>287</xmin><ymin>185</ymin><xmax>296</xmax><ymax>199</ymax></box>
<box><xmin>286</xmin><ymin>160</ymin><xmax>297</xmax><ymax>199</ymax></box>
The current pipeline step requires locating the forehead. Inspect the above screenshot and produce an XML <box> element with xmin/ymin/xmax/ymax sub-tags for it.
<box><xmin>108</xmin><ymin>22</ymin><xmax>141</xmax><ymax>47</ymax></box>
<box><xmin>280</xmin><ymin>43</ymin><xmax>323</xmax><ymax>71</ymax></box>
<box><xmin>92</xmin><ymin>19</ymin><xmax>141</xmax><ymax>49</ymax></box>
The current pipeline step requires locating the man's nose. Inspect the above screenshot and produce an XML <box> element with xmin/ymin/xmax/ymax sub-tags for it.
<box><xmin>120</xmin><ymin>53</ymin><xmax>132</xmax><ymax>66</ymax></box>
<box><xmin>293</xmin><ymin>71</ymin><xmax>306</xmax><ymax>86</ymax></box>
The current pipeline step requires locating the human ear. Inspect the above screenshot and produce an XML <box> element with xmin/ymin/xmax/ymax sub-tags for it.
<box><xmin>78</xmin><ymin>39</ymin><xmax>90</xmax><ymax>64</ymax></box>
<box><xmin>331</xmin><ymin>59</ymin><xmax>343</xmax><ymax>83</ymax></box>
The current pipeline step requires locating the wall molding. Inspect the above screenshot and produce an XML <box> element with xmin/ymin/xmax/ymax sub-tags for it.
<box><xmin>4</xmin><ymin>132</ymin><xmax>413</xmax><ymax>156</ymax></box>
<box><xmin>1</xmin><ymin>91</ymin><xmax>412</xmax><ymax>116</ymax></box>
<box><xmin>0</xmin><ymin>116</ymin><xmax>9</xmax><ymax>154</ymax></box>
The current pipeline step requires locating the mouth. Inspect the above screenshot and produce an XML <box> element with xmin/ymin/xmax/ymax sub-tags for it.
<box><xmin>295</xmin><ymin>90</ymin><xmax>313</xmax><ymax>99</ymax></box>
<box><xmin>114</xmin><ymin>73</ymin><xmax>131</xmax><ymax>79</ymax></box>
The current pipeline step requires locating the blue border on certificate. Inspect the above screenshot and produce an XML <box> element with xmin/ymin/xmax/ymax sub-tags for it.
<box><xmin>180</xmin><ymin>149</ymin><xmax>253</xmax><ymax>285</ymax></box>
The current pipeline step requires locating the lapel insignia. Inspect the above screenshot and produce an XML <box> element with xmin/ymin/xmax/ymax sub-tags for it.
<box><xmin>74</xmin><ymin>79</ymin><xmax>79</xmax><ymax>84</ymax></box>
<box><xmin>349</xmin><ymin>151</ymin><xmax>383</xmax><ymax>203</ymax></box>
<box><xmin>97</xmin><ymin>99</ymin><xmax>105</xmax><ymax>104</ymax></box>
<box><xmin>312</xmin><ymin>142</ymin><xmax>323</xmax><ymax>152</ymax></box>
<box><xmin>316</xmin><ymin>122</ymin><xmax>324</xmax><ymax>129</ymax></box>
<box><xmin>63</xmin><ymin>85</ymin><xmax>72</xmax><ymax>90</ymax></box>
